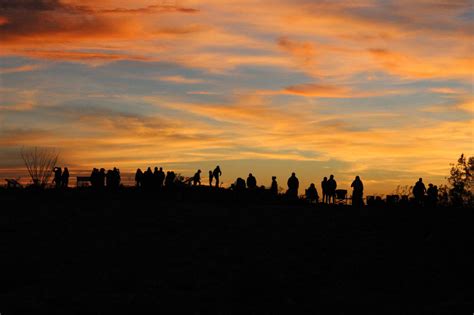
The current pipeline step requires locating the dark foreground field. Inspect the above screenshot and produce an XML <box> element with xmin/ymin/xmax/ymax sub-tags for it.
<box><xmin>1</xmin><ymin>188</ymin><xmax>472</xmax><ymax>314</ymax></box>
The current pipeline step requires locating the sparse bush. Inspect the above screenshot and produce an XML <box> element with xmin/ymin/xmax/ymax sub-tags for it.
<box><xmin>21</xmin><ymin>147</ymin><xmax>59</xmax><ymax>187</ymax></box>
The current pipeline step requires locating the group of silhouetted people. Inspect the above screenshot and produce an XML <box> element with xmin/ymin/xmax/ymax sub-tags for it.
<box><xmin>90</xmin><ymin>167</ymin><xmax>121</xmax><ymax>189</ymax></box>
<box><xmin>51</xmin><ymin>163</ymin><xmax>441</xmax><ymax>208</ymax></box>
<box><xmin>321</xmin><ymin>175</ymin><xmax>338</xmax><ymax>204</ymax></box>
<box><xmin>52</xmin><ymin>167</ymin><xmax>69</xmax><ymax>188</ymax></box>
<box><xmin>209</xmin><ymin>166</ymin><xmax>222</xmax><ymax>188</ymax></box>
<box><xmin>413</xmin><ymin>178</ymin><xmax>438</xmax><ymax>206</ymax></box>
<box><xmin>230</xmin><ymin>172</ymin><xmax>366</xmax><ymax>206</ymax></box>
<box><xmin>135</xmin><ymin>167</ymin><xmax>174</xmax><ymax>189</ymax></box>
<box><xmin>135</xmin><ymin>167</ymin><xmax>165</xmax><ymax>189</ymax></box>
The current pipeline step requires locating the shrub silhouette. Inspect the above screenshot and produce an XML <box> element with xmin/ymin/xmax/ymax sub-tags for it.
<box><xmin>20</xmin><ymin>147</ymin><xmax>59</xmax><ymax>187</ymax></box>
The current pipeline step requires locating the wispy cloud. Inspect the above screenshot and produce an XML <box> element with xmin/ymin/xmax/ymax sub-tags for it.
<box><xmin>0</xmin><ymin>64</ymin><xmax>44</xmax><ymax>74</ymax></box>
<box><xmin>158</xmin><ymin>75</ymin><xmax>204</xmax><ymax>84</ymax></box>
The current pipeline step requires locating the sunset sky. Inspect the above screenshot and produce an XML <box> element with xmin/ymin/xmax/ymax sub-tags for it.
<box><xmin>0</xmin><ymin>0</ymin><xmax>472</xmax><ymax>193</ymax></box>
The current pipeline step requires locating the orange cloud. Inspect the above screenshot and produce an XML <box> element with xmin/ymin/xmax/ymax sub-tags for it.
<box><xmin>2</xmin><ymin>50</ymin><xmax>155</xmax><ymax>65</ymax></box>
<box><xmin>0</xmin><ymin>64</ymin><xmax>43</xmax><ymax>74</ymax></box>
<box><xmin>158</xmin><ymin>75</ymin><xmax>204</xmax><ymax>84</ymax></box>
<box><xmin>283</xmin><ymin>83</ymin><xmax>351</xmax><ymax>97</ymax></box>
<box><xmin>0</xmin><ymin>102</ymin><xmax>35</xmax><ymax>112</ymax></box>
<box><xmin>277</xmin><ymin>36</ymin><xmax>317</xmax><ymax>66</ymax></box>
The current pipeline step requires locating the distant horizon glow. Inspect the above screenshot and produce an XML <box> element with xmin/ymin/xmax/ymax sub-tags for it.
<box><xmin>0</xmin><ymin>0</ymin><xmax>473</xmax><ymax>194</ymax></box>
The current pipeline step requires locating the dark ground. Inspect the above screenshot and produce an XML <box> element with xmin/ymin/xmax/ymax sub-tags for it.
<box><xmin>0</xmin><ymin>188</ymin><xmax>472</xmax><ymax>314</ymax></box>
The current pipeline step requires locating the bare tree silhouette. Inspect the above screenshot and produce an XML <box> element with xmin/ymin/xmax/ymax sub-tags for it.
<box><xmin>20</xmin><ymin>147</ymin><xmax>59</xmax><ymax>187</ymax></box>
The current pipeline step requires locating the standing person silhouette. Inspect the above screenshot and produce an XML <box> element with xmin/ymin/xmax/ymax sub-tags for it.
<box><xmin>247</xmin><ymin>173</ymin><xmax>257</xmax><ymax>189</ymax></box>
<box><xmin>98</xmin><ymin>168</ymin><xmax>106</xmax><ymax>188</ymax></box>
<box><xmin>61</xmin><ymin>167</ymin><xmax>69</xmax><ymax>188</ymax></box>
<box><xmin>270</xmin><ymin>176</ymin><xmax>278</xmax><ymax>196</ymax></box>
<box><xmin>53</xmin><ymin>167</ymin><xmax>62</xmax><ymax>188</ymax></box>
<box><xmin>105</xmin><ymin>169</ymin><xmax>113</xmax><ymax>188</ymax></box>
<box><xmin>208</xmin><ymin>170</ymin><xmax>213</xmax><ymax>187</ymax></box>
<box><xmin>287</xmin><ymin>172</ymin><xmax>299</xmax><ymax>199</ymax></box>
<box><xmin>135</xmin><ymin>168</ymin><xmax>143</xmax><ymax>187</ymax></box>
<box><xmin>157</xmin><ymin>167</ymin><xmax>165</xmax><ymax>189</ymax></box>
<box><xmin>413</xmin><ymin>178</ymin><xmax>426</xmax><ymax>205</ymax></box>
<box><xmin>321</xmin><ymin>177</ymin><xmax>328</xmax><ymax>203</ymax></box>
<box><xmin>90</xmin><ymin>168</ymin><xmax>99</xmax><ymax>188</ymax></box>
<box><xmin>212</xmin><ymin>166</ymin><xmax>221</xmax><ymax>188</ymax></box>
<box><xmin>153</xmin><ymin>167</ymin><xmax>160</xmax><ymax>188</ymax></box>
<box><xmin>113</xmin><ymin>167</ymin><xmax>121</xmax><ymax>188</ymax></box>
<box><xmin>351</xmin><ymin>176</ymin><xmax>364</xmax><ymax>207</ymax></box>
<box><xmin>327</xmin><ymin>175</ymin><xmax>337</xmax><ymax>204</ymax></box>
<box><xmin>144</xmin><ymin>167</ymin><xmax>153</xmax><ymax>189</ymax></box>
<box><xmin>427</xmin><ymin>183</ymin><xmax>438</xmax><ymax>207</ymax></box>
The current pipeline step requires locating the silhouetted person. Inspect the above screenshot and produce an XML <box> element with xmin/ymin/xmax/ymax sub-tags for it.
<box><xmin>306</xmin><ymin>183</ymin><xmax>319</xmax><ymax>203</ymax></box>
<box><xmin>153</xmin><ymin>167</ymin><xmax>160</xmax><ymax>188</ymax></box>
<box><xmin>144</xmin><ymin>167</ymin><xmax>153</xmax><ymax>189</ymax></box>
<box><xmin>90</xmin><ymin>168</ymin><xmax>99</xmax><ymax>188</ymax></box>
<box><xmin>247</xmin><ymin>173</ymin><xmax>257</xmax><ymax>189</ymax></box>
<box><xmin>235</xmin><ymin>177</ymin><xmax>246</xmax><ymax>191</ymax></box>
<box><xmin>327</xmin><ymin>175</ymin><xmax>337</xmax><ymax>204</ymax></box>
<box><xmin>157</xmin><ymin>167</ymin><xmax>165</xmax><ymax>189</ymax></box>
<box><xmin>106</xmin><ymin>169</ymin><xmax>114</xmax><ymax>188</ymax></box>
<box><xmin>413</xmin><ymin>178</ymin><xmax>426</xmax><ymax>205</ymax></box>
<box><xmin>351</xmin><ymin>176</ymin><xmax>364</xmax><ymax>207</ymax></box>
<box><xmin>321</xmin><ymin>177</ymin><xmax>328</xmax><ymax>203</ymax></box>
<box><xmin>270</xmin><ymin>176</ymin><xmax>278</xmax><ymax>196</ymax></box>
<box><xmin>208</xmin><ymin>170</ymin><xmax>213</xmax><ymax>186</ymax></box>
<box><xmin>113</xmin><ymin>167</ymin><xmax>121</xmax><ymax>188</ymax></box>
<box><xmin>98</xmin><ymin>168</ymin><xmax>106</xmax><ymax>188</ymax></box>
<box><xmin>135</xmin><ymin>168</ymin><xmax>143</xmax><ymax>187</ymax></box>
<box><xmin>212</xmin><ymin>166</ymin><xmax>221</xmax><ymax>188</ymax></box>
<box><xmin>165</xmin><ymin>171</ymin><xmax>176</xmax><ymax>187</ymax></box>
<box><xmin>427</xmin><ymin>183</ymin><xmax>438</xmax><ymax>207</ymax></box>
<box><xmin>193</xmin><ymin>169</ymin><xmax>202</xmax><ymax>186</ymax></box>
<box><xmin>53</xmin><ymin>167</ymin><xmax>62</xmax><ymax>188</ymax></box>
<box><xmin>61</xmin><ymin>167</ymin><xmax>69</xmax><ymax>188</ymax></box>
<box><xmin>287</xmin><ymin>172</ymin><xmax>299</xmax><ymax>199</ymax></box>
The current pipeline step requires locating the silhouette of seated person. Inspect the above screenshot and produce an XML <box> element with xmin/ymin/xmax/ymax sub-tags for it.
<box><xmin>287</xmin><ymin>172</ymin><xmax>299</xmax><ymax>199</ymax></box>
<box><xmin>53</xmin><ymin>167</ymin><xmax>62</xmax><ymax>188</ymax></box>
<box><xmin>270</xmin><ymin>176</ymin><xmax>278</xmax><ymax>196</ymax></box>
<box><xmin>212</xmin><ymin>166</ymin><xmax>221</xmax><ymax>188</ymax></box>
<box><xmin>427</xmin><ymin>183</ymin><xmax>438</xmax><ymax>207</ymax></box>
<box><xmin>321</xmin><ymin>177</ymin><xmax>328</xmax><ymax>203</ymax></box>
<box><xmin>61</xmin><ymin>167</ymin><xmax>69</xmax><ymax>188</ymax></box>
<box><xmin>413</xmin><ymin>178</ymin><xmax>426</xmax><ymax>205</ymax></box>
<box><xmin>305</xmin><ymin>183</ymin><xmax>319</xmax><ymax>204</ymax></box>
<box><xmin>351</xmin><ymin>176</ymin><xmax>364</xmax><ymax>207</ymax></box>
<box><xmin>135</xmin><ymin>168</ymin><xmax>143</xmax><ymax>187</ymax></box>
<box><xmin>246</xmin><ymin>173</ymin><xmax>257</xmax><ymax>189</ymax></box>
<box><xmin>193</xmin><ymin>169</ymin><xmax>202</xmax><ymax>186</ymax></box>
<box><xmin>327</xmin><ymin>175</ymin><xmax>337</xmax><ymax>204</ymax></box>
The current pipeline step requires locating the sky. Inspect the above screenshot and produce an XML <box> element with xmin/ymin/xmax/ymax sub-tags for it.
<box><xmin>0</xmin><ymin>0</ymin><xmax>473</xmax><ymax>193</ymax></box>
